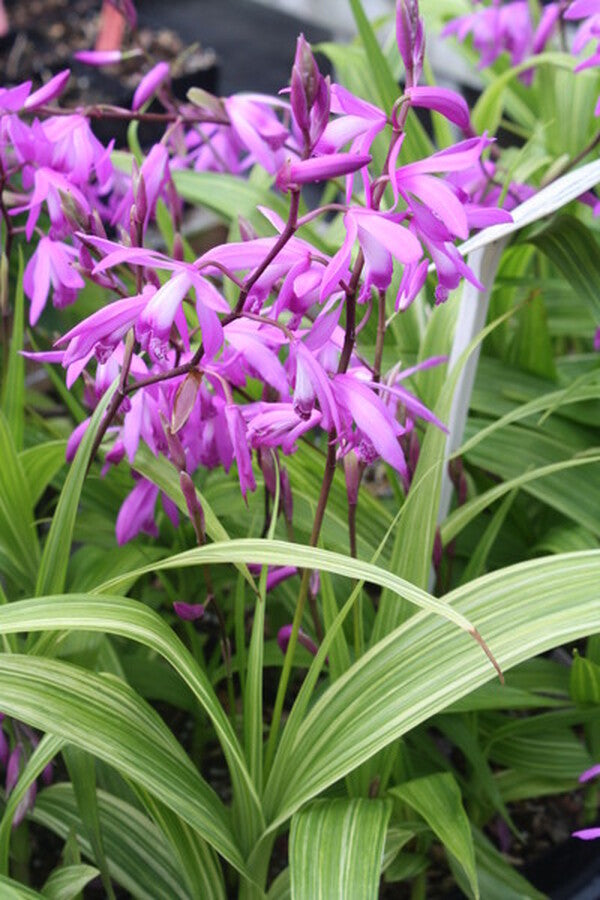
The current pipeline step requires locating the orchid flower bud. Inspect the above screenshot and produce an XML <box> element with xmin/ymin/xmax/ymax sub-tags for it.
<box><xmin>24</xmin><ymin>69</ymin><xmax>70</xmax><ymax>110</ymax></box>
<box><xmin>180</xmin><ymin>471</ymin><xmax>205</xmax><ymax>543</ymax></box>
<box><xmin>396</xmin><ymin>0</ymin><xmax>425</xmax><ymax>87</ymax></box>
<box><xmin>132</xmin><ymin>61</ymin><xmax>170</xmax><ymax>111</ymax></box>
<box><xmin>290</xmin><ymin>35</ymin><xmax>330</xmax><ymax>149</ymax></box>
<box><xmin>309</xmin><ymin>569</ymin><xmax>320</xmax><ymax>601</ymax></box>
<box><xmin>173</xmin><ymin>601</ymin><xmax>205</xmax><ymax>621</ymax></box>
<box><xmin>344</xmin><ymin>450</ymin><xmax>360</xmax><ymax>507</ymax></box>
<box><xmin>74</xmin><ymin>48</ymin><xmax>141</xmax><ymax>67</ymax></box>
<box><xmin>280</xmin><ymin>467</ymin><xmax>294</xmax><ymax>525</ymax></box>
<box><xmin>258</xmin><ymin>447</ymin><xmax>278</xmax><ymax>498</ymax></box>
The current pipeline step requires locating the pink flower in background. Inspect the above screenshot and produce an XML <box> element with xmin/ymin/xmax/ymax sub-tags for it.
<box><xmin>573</xmin><ymin>764</ymin><xmax>600</xmax><ymax>840</ymax></box>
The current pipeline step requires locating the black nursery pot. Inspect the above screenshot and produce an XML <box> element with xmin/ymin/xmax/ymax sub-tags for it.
<box><xmin>0</xmin><ymin>23</ymin><xmax>219</xmax><ymax>149</ymax></box>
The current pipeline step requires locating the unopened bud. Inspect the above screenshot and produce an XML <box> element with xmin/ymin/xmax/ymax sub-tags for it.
<box><xmin>161</xmin><ymin>413</ymin><xmax>187</xmax><ymax>471</ymax></box>
<box><xmin>258</xmin><ymin>448</ymin><xmax>277</xmax><ymax>497</ymax></box>
<box><xmin>280</xmin><ymin>467</ymin><xmax>293</xmax><ymax>524</ymax></box>
<box><xmin>91</xmin><ymin>209</ymin><xmax>107</xmax><ymax>239</ymax></box>
<box><xmin>172</xmin><ymin>232</ymin><xmax>184</xmax><ymax>262</ymax></box>
<box><xmin>59</xmin><ymin>189</ymin><xmax>90</xmax><ymax>231</ymax></box>
<box><xmin>132</xmin><ymin>170</ymin><xmax>148</xmax><ymax>226</ymax></box>
<box><xmin>238</xmin><ymin>216</ymin><xmax>257</xmax><ymax>242</ymax></box>
<box><xmin>171</xmin><ymin>371</ymin><xmax>202</xmax><ymax>434</ymax></box>
<box><xmin>0</xmin><ymin>726</ymin><xmax>8</xmax><ymax>768</ymax></box>
<box><xmin>6</xmin><ymin>745</ymin><xmax>22</xmax><ymax>795</ymax></box>
<box><xmin>187</xmin><ymin>87</ymin><xmax>227</xmax><ymax>119</ymax></box>
<box><xmin>396</xmin><ymin>0</ymin><xmax>425</xmax><ymax>86</ymax></box>
<box><xmin>173</xmin><ymin>600</ymin><xmax>205</xmax><ymax>621</ymax></box>
<box><xmin>309</xmin><ymin>569</ymin><xmax>320</xmax><ymax>600</ymax></box>
<box><xmin>180</xmin><ymin>471</ymin><xmax>205</xmax><ymax>544</ymax></box>
<box><xmin>344</xmin><ymin>450</ymin><xmax>360</xmax><ymax>507</ymax></box>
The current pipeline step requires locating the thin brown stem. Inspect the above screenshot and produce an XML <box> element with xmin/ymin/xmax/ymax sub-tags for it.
<box><xmin>373</xmin><ymin>289</ymin><xmax>386</xmax><ymax>384</ymax></box>
<box><xmin>87</xmin><ymin>328</ymin><xmax>135</xmax><ymax>467</ymax></box>
<box><xmin>34</xmin><ymin>104</ymin><xmax>229</xmax><ymax>126</ymax></box>
<box><xmin>541</xmin><ymin>130</ymin><xmax>600</xmax><ymax>185</ymax></box>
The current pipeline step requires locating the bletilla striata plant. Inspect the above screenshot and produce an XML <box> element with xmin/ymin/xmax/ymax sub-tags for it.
<box><xmin>2</xmin><ymin>2</ymin><xmax>511</xmax><ymax>559</ymax></box>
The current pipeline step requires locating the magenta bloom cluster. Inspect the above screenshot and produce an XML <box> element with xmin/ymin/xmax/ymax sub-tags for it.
<box><xmin>3</xmin><ymin>9</ymin><xmax>513</xmax><ymax>545</ymax></box>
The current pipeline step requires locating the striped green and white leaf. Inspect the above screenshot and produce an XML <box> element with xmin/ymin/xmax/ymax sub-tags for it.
<box><xmin>41</xmin><ymin>864</ymin><xmax>100</xmax><ymax>900</ymax></box>
<box><xmin>0</xmin><ymin>654</ymin><xmax>248</xmax><ymax>878</ymax></box>
<box><xmin>0</xmin><ymin>594</ymin><xmax>261</xmax><ymax>848</ymax></box>
<box><xmin>391</xmin><ymin>773</ymin><xmax>477</xmax><ymax>897</ymax></box>
<box><xmin>289</xmin><ymin>798</ymin><xmax>391</xmax><ymax>900</ymax></box>
<box><xmin>262</xmin><ymin>552</ymin><xmax>600</xmax><ymax>827</ymax></box>
<box><xmin>32</xmin><ymin>784</ymin><xmax>190</xmax><ymax>900</ymax></box>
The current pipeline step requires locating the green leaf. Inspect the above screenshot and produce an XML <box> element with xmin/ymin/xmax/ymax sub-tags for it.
<box><xmin>172</xmin><ymin>169</ymin><xmax>289</xmax><ymax>230</ymax></box>
<box><xmin>33</xmin><ymin>783</ymin><xmax>190</xmax><ymax>900</ymax></box>
<box><xmin>0</xmin><ymin>654</ymin><xmax>248</xmax><ymax>878</ymax></box>
<box><xmin>391</xmin><ymin>773</ymin><xmax>478</xmax><ymax>898</ymax></box>
<box><xmin>0</xmin><ymin>595</ymin><xmax>261</xmax><ymax>848</ymax></box>
<box><xmin>41</xmin><ymin>864</ymin><xmax>100</xmax><ymax>900</ymax></box>
<box><xmin>442</xmin><ymin>450</ymin><xmax>600</xmax><ymax>544</ymax></box>
<box><xmin>132</xmin><ymin>787</ymin><xmax>226</xmax><ymax>900</ymax></box>
<box><xmin>263</xmin><ymin>552</ymin><xmax>600</xmax><ymax>828</ymax></box>
<box><xmin>349</xmin><ymin>0</ymin><xmax>399</xmax><ymax>112</ymax></box>
<box><xmin>450</xmin><ymin>827</ymin><xmax>546</xmax><ymax>900</ymax></box>
<box><xmin>63</xmin><ymin>747</ymin><xmax>115</xmax><ymax>900</ymax></box>
<box><xmin>0</xmin><ymin>733</ymin><xmax>64</xmax><ymax>874</ymax></box>
<box><xmin>1</xmin><ymin>249</ymin><xmax>25</xmax><ymax>451</ymax></box>
<box><xmin>530</xmin><ymin>215</ymin><xmax>600</xmax><ymax>324</ymax></box>
<box><xmin>459</xmin><ymin>490</ymin><xmax>517</xmax><ymax>584</ymax></box>
<box><xmin>290</xmin><ymin>798</ymin><xmax>391</xmax><ymax>900</ymax></box>
<box><xmin>95</xmin><ymin>539</ymin><xmax>485</xmax><ymax>639</ymax></box>
<box><xmin>570</xmin><ymin>652</ymin><xmax>600</xmax><ymax>704</ymax></box>
<box><xmin>0</xmin><ymin>409</ymin><xmax>39</xmax><ymax>590</ymax></box>
<box><xmin>0</xmin><ymin>874</ymin><xmax>44</xmax><ymax>898</ymax></box>
<box><xmin>508</xmin><ymin>291</ymin><xmax>557</xmax><ymax>379</ymax></box>
<box><xmin>19</xmin><ymin>441</ymin><xmax>67</xmax><ymax>506</ymax></box>
<box><xmin>472</xmin><ymin>52</ymin><xmax>576</xmax><ymax>134</ymax></box>
<box><xmin>132</xmin><ymin>446</ymin><xmax>256</xmax><ymax>592</ymax></box>
<box><xmin>35</xmin><ymin>384</ymin><xmax>116</xmax><ymax>597</ymax></box>
<box><xmin>383</xmin><ymin>851</ymin><xmax>429</xmax><ymax>882</ymax></box>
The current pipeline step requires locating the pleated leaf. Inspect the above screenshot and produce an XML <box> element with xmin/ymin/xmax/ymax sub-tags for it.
<box><xmin>35</xmin><ymin>384</ymin><xmax>116</xmax><ymax>596</ymax></box>
<box><xmin>0</xmin><ymin>595</ymin><xmax>261</xmax><ymax>847</ymax></box>
<box><xmin>41</xmin><ymin>864</ymin><xmax>100</xmax><ymax>900</ymax></box>
<box><xmin>0</xmin><ymin>410</ymin><xmax>39</xmax><ymax>590</ymax></box>
<box><xmin>531</xmin><ymin>215</ymin><xmax>600</xmax><ymax>323</ymax></box>
<box><xmin>290</xmin><ymin>798</ymin><xmax>391</xmax><ymax>900</ymax></box>
<box><xmin>32</xmin><ymin>784</ymin><xmax>190</xmax><ymax>900</ymax></box>
<box><xmin>391</xmin><ymin>773</ymin><xmax>478</xmax><ymax>897</ymax></box>
<box><xmin>570</xmin><ymin>653</ymin><xmax>600</xmax><ymax>704</ymax></box>
<box><xmin>0</xmin><ymin>654</ymin><xmax>248</xmax><ymax>877</ymax></box>
<box><xmin>263</xmin><ymin>552</ymin><xmax>600</xmax><ymax>826</ymax></box>
<box><xmin>1</xmin><ymin>250</ymin><xmax>25</xmax><ymax>451</ymax></box>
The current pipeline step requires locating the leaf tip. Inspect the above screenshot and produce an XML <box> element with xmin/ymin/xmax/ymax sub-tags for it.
<box><xmin>469</xmin><ymin>627</ymin><xmax>504</xmax><ymax>684</ymax></box>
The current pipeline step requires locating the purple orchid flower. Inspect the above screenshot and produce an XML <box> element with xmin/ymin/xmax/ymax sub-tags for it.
<box><xmin>320</xmin><ymin>207</ymin><xmax>423</xmax><ymax>302</ymax></box>
<box><xmin>573</xmin><ymin>764</ymin><xmax>600</xmax><ymax>840</ymax></box>
<box><xmin>23</xmin><ymin>237</ymin><xmax>85</xmax><ymax>324</ymax></box>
